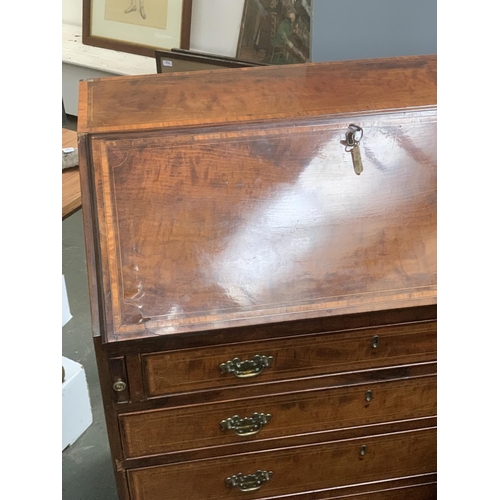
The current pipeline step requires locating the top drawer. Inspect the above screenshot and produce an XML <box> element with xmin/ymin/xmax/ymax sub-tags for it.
<box><xmin>143</xmin><ymin>321</ymin><xmax>436</xmax><ymax>398</ymax></box>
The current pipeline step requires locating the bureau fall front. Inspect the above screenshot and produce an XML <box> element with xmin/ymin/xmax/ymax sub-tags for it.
<box><xmin>78</xmin><ymin>55</ymin><xmax>437</xmax><ymax>500</ymax></box>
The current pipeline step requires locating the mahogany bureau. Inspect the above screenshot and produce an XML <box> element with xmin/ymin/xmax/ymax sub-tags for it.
<box><xmin>77</xmin><ymin>55</ymin><xmax>437</xmax><ymax>500</ymax></box>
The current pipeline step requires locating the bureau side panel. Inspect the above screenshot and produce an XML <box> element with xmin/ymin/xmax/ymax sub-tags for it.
<box><xmin>92</xmin><ymin>337</ymin><xmax>130</xmax><ymax>500</ymax></box>
<box><xmin>77</xmin><ymin>132</ymin><xmax>103</xmax><ymax>338</ymax></box>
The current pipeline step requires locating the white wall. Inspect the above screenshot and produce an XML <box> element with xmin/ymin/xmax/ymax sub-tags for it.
<box><xmin>62</xmin><ymin>0</ymin><xmax>83</xmax><ymax>26</ymax></box>
<box><xmin>189</xmin><ymin>0</ymin><xmax>245</xmax><ymax>57</ymax></box>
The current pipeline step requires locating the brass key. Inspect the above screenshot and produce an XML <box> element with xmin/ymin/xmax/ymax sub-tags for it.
<box><xmin>342</xmin><ymin>124</ymin><xmax>364</xmax><ymax>175</ymax></box>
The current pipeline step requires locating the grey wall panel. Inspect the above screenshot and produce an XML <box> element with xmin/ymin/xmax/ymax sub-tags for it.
<box><xmin>311</xmin><ymin>0</ymin><xmax>436</xmax><ymax>62</ymax></box>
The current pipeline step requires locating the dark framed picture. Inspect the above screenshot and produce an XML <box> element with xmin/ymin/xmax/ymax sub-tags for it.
<box><xmin>156</xmin><ymin>48</ymin><xmax>265</xmax><ymax>74</ymax></box>
<box><xmin>82</xmin><ymin>0</ymin><xmax>193</xmax><ymax>57</ymax></box>
<box><xmin>237</xmin><ymin>0</ymin><xmax>312</xmax><ymax>65</ymax></box>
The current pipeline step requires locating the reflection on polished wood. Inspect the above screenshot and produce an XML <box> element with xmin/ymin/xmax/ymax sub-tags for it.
<box><xmin>89</xmin><ymin>109</ymin><xmax>436</xmax><ymax>340</ymax></box>
<box><xmin>78</xmin><ymin>56</ymin><xmax>437</xmax><ymax>134</ymax></box>
<box><xmin>128</xmin><ymin>427</ymin><xmax>436</xmax><ymax>500</ymax></box>
<box><xmin>120</xmin><ymin>367</ymin><xmax>436</xmax><ymax>458</ymax></box>
<box><xmin>143</xmin><ymin>321</ymin><xmax>437</xmax><ymax>398</ymax></box>
<box><xmin>78</xmin><ymin>56</ymin><xmax>437</xmax><ymax>500</ymax></box>
<box><xmin>62</xmin><ymin>129</ymin><xmax>81</xmax><ymax>219</ymax></box>
<box><xmin>80</xmin><ymin>56</ymin><xmax>437</xmax><ymax>341</ymax></box>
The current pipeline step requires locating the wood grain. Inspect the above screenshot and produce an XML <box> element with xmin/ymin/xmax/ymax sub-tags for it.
<box><xmin>89</xmin><ymin>108</ymin><xmax>436</xmax><ymax>341</ymax></box>
<box><xmin>143</xmin><ymin>321</ymin><xmax>437</xmax><ymax>397</ymax></box>
<box><xmin>320</xmin><ymin>480</ymin><xmax>436</xmax><ymax>500</ymax></box>
<box><xmin>78</xmin><ymin>57</ymin><xmax>438</xmax><ymax>500</ymax></box>
<box><xmin>78</xmin><ymin>55</ymin><xmax>436</xmax><ymax>134</ymax></box>
<box><xmin>120</xmin><ymin>417</ymin><xmax>437</xmax><ymax>470</ymax></box>
<box><xmin>127</xmin><ymin>427</ymin><xmax>436</xmax><ymax>500</ymax></box>
<box><xmin>120</xmin><ymin>373</ymin><xmax>436</xmax><ymax>458</ymax></box>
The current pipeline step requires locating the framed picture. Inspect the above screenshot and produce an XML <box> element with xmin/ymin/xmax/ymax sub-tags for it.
<box><xmin>156</xmin><ymin>49</ymin><xmax>265</xmax><ymax>74</ymax></box>
<box><xmin>236</xmin><ymin>0</ymin><xmax>312</xmax><ymax>65</ymax></box>
<box><xmin>82</xmin><ymin>0</ymin><xmax>193</xmax><ymax>57</ymax></box>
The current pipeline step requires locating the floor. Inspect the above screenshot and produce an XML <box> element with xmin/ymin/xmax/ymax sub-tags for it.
<box><xmin>62</xmin><ymin>116</ymin><xmax>118</xmax><ymax>500</ymax></box>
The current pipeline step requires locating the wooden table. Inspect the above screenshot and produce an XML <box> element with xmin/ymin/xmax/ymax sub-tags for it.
<box><xmin>62</xmin><ymin>129</ymin><xmax>81</xmax><ymax>219</ymax></box>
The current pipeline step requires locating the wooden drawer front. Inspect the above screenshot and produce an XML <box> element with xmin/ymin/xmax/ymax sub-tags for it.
<box><xmin>323</xmin><ymin>482</ymin><xmax>436</xmax><ymax>500</ymax></box>
<box><xmin>120</xmin><ymin>375</ymin><xmax>436</xmax><ymax>458</ymax></box>
<box><xmin>127</xmin><ymin>427</ymin><xmax>436</xmax><ymax>500</ymax></box>
<box><xmin>143</xmin><ymin>322</ymin><xmax>436</xmax><ymax>397</ymax></box>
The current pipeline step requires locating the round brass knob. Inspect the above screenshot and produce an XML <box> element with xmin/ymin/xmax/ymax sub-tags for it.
<box><xmin>113</xmin><ymin>379</ymin><xmax>127</xmax><ymax>392</ymax></box>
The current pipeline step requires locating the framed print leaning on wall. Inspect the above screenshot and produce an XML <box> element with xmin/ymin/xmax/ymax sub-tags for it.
<box><xmin>237</xmin><ymin>0</ymin><xmax>312</xmax><ymax>65</ymax></box>
<box><xmin>82</xmin><ymin>0</ymin><xmax>193</xmax><ymax>57</ymax></box>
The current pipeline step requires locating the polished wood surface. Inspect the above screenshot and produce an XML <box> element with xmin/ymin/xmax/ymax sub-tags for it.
<box><xmin>89</xmin><ymin>107</ymin><xmax>436</xmax><ymax>341</ymax></box>
<box><xmin>143</xmin><ymin>321</ymin><xmax>436</xmax><ymax>397</ymax></box>
<box><xmin>78</xmin><ymin>55</ymin><xmax>436</xmax><ymax>134</ymax></box>
<box><xmin>120</xmin><ymin>417</ymin><xmax>437</xmax><ymax>471</ymax></box>
<box><xmin>62</xmin><ymin>128</ymin><xmax>77</xmax><ymax>148</ymax></box>
<box><xmin>128</xmin><ymin>427</ymin><xmax>436</xmax><ymax>500</ymax></box>
<box><xmin>80</xmin><ymin>58</ymin><xmax>437</xmax><ymax>342</ymax></box>
<box><xmin>62</xmin><ymin>129</ymin><xmax>81</xmax><ymax>219</ymax></box>
<box><xmin>78</xmin><ymin>57</ymin><xmax>437</xmax><ymax>500</ymax></box>
<box><xmin>320</xmin><ymin>481</ymin><xmax>437</xmax><ymax>500</ymax></box>
<box><xmin>120</xmin><ymin>371</ymin><xmax>436</xmax><ymax>458</ymax></box>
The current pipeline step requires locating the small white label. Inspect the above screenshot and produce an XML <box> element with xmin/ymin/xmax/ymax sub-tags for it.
<box><xmin>162</xmin><ymin>60</ymin><xmax>173</xmax><ymax>67</ymax></box>
<box><xmin>62</xmin><ymin>147</ymin><xmax>75</xmax><ymax>154</ymax></box>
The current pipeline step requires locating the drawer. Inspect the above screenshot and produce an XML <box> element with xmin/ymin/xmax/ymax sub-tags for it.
<box><xmin>120</xmin><ymin>374</ymin><xmax>436</xmax><ymax>458</ymax></box>
<box><xmin>127</xmin><ymin>427</ymin><xmax>436</xmax><ymax>500</ymax></box>
<box><xmin>143</xmin><ymin>321</ymin><xmax>436</xmax><ymax>397</ymax></box>
<box><xmin>322</xmin><ymin>482</ymin><xmax>436</xmax><ymax>500</ymax></box>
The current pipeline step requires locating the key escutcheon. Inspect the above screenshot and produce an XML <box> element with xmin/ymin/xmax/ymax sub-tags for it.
<box><xmin>341</xmin><ymin>124</ymin><xmax>364</xmax><ymax>175</ymax></box>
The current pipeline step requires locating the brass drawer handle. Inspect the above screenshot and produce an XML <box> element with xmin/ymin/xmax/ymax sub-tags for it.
<box><xmin>220</xmin><ymin>412</ymin><xmax>272</xmax><ymax>436</ymax></box>
<box><xmin>226</xmin><ymin>470</ymin><xmax>273</xmax><ymax>492</ymax></box>
<box><xmin>220</xmin><ymin>355</ymin><xmax>274</xmax><ymax>378</ymax></box>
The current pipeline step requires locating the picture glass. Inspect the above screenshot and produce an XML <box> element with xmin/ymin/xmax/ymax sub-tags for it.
<box><xmin>237</xmin><ymin>0</ymin><xmax>312</xmax><ymax>65</ymax></box>
<box><xmin>90</xmin><ymin>0</ymin><xmax>185</xmax><ymax>50</ymax></box>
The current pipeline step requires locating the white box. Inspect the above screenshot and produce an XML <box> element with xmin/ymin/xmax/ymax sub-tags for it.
<box><xmin>62</xmin><ymin>356</ymin><xmax>93</xmax><ymax>450</ymax></box>
<box><xmin>62</xmin><ymin>275</ymin><xmax>72</xmax><ymax>327</ymax></box>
